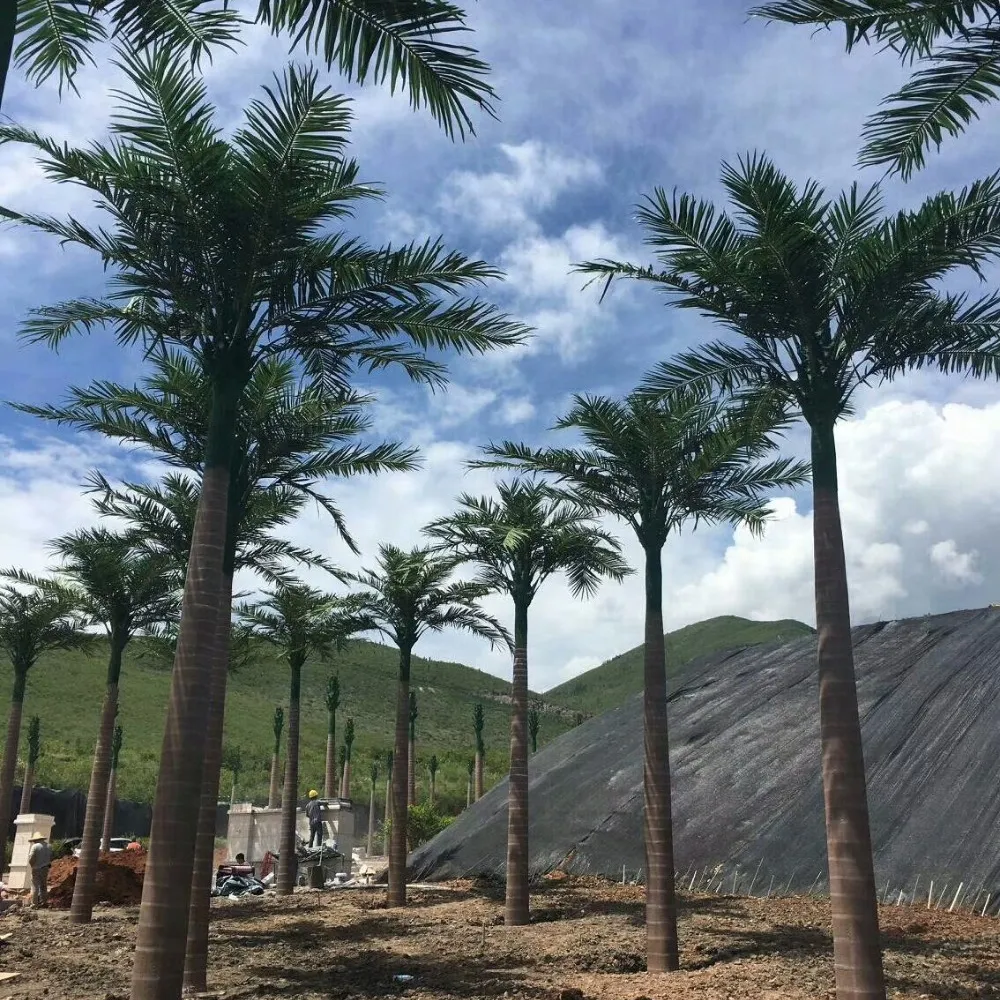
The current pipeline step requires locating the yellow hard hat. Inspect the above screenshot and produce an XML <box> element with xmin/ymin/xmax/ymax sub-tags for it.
<box><xmin>308</xmin><ymin>789</ymin><xmax>319</xmax><ymax>799</ymax></box>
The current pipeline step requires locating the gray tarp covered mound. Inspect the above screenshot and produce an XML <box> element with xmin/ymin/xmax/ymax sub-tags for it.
<box><xmin>410</xmin><ymin>607</ymin><xmax>1000</xmax><ymax>900</ymax></box>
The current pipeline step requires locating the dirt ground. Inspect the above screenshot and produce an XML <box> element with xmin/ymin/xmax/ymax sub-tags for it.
<box><xmin>0</xmin><ymin>875</ymin><xmax>997</xmax><ymax>999</ymax></box>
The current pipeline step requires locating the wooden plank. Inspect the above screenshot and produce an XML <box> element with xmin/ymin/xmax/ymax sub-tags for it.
<box><xmin>0</xmin><ymin>973</ymin><xmax>20</xmax><ymax>982</ymax></box>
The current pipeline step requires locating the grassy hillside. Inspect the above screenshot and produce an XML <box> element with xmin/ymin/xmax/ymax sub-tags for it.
<box><xmin>1</xmin><ymin>637</ymin><xmax>578</xmax><ymax>813</ymax></box>
<box><xmin>545</xmin><ymin>615</ymin><xmax>815</xmax><ymax>716</ymax></box>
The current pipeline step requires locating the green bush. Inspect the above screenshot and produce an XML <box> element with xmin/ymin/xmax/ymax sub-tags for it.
<box><xmin>383</xmin><ymin>802</ymin><xmax>453</xmax><ymax>852</ymax></box>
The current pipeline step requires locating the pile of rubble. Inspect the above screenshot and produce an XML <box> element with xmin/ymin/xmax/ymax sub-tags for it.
<box><xmin>47</xmin><ymin>849</ymin><xmax>146</xmax><ymax>908</ymax></box>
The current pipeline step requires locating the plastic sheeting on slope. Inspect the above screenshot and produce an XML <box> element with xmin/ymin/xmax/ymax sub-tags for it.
<box><xmin>410</xmin><ymin>607</ymin><xmax>1000</xmax><ymax>899</ymax></box>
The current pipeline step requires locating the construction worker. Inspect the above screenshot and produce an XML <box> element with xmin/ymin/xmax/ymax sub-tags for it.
<box><xmin>27</xmin><ymin>833</ymin><xmax>52</xmax><ymax>909</ymax></box>
<box><xmin>305</xmin><ymin>789</ymin><xmax>324</xmax><ymax>847</ymax></box>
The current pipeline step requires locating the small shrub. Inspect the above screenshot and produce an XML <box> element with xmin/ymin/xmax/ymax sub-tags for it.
<box><xmin>384</xmin><ymin>802</ymin><xmax>454</xmax><ymax>852</ymax></box>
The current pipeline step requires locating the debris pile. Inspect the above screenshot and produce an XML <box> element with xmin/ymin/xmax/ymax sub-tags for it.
<box><xmin>47</xmin><ymin>849</ymin><xmax>146</xmax><ymax>908</ymax></box>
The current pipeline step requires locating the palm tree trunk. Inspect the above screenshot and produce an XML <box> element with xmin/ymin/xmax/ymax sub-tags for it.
<box><xmin>383</xmin><ymin>774</ymin><xmax>391</xmax><ymax>849</ymax></box>
<box><xmin>101</xmin><ymin>767</ymin><xmax>117</xmax><ymax>852</ymax></box>
<box><xmin>18</xmin><ymin>763</ymin><xmax>34</xmax><ymax>816</ymax></box>
<box><xmin>131</xmin><ymin>383</ymin><xmax>239</xmax><ymax>1000</ymax></box>
<box><xmin>367</xmin><ymin>782</ymin><xmax>376</xmax><ymax>856</ymax></box>
<box><xmin>71</xmin><ymin>639</ymin><xmax>126</xmax><ymax>923</ymax></box>
<box><xmin>466</xmin><ymin>777</ymin><xmax>471</xmax><ymax>809</ymax></box>
<box><xmin>505</xmin><ymin>599</ymin><xmax>530</xmax><ymax>925</ymax></box>
<box><xmin>276</xmin><ymin>657</ymin><xmax>303</xmax><ymax>896</ymax></box>
<box><xmin>325</xmin><ymin>728</ymin><xmax>336</xmax><ymax>800</ymax></box>
<box><xmin>268</xmin><ymin>753</ymin><xmax>281</xmax><ymax>809</ymax></box>
<box><xmin>811</xmin><ymin>423</ymin><xmax>885</xmax><ymax>1000</ymax></box>
<box><xmin>340</xmin><ymin>758</ymin><xmax>351</xmax><ymax>799</ymax></box>
<box><xmin>387</xmin><ymin>647</ymin><xmax>411</xmax><ymax>907</ymax></box>
<box><xmin>474</xmin><ymin>750</ymin><xmax>484</xmax><ymax>801</ymax></box>
<box><xmin>407</xmin><ymin>736</ymin><xmax>416</xmax><ymax>804</ymax></box>
<box><xmin>429</xmin><ymin>773</ymin><xmax>435</xmax><ymax>809</ymax></box>
<box><xmin>183</xmin><ymin>571</ymin><xmax>235</xmax><ymax>994</ymax></box>
<box><xmin>643</xmin><ymin>545</ymin><xmax>679</xmax><ymax>972</ymax></box>
<box><xmin>0</xmin><ymin>672</ymin><xmax>27</xmax><ymax>866</ymax></box>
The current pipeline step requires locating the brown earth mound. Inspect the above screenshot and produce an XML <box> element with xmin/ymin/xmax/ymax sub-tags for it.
<box><xmin>47</xmin><ymin>849</ymin><xmax>146</xmax><ymax>908</ymax></box>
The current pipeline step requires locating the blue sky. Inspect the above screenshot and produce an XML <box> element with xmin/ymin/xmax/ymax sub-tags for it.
<box><xmin>0</xmin><ymin>0</ymin><xmax>999</xmax><ymax>690</ymax></box>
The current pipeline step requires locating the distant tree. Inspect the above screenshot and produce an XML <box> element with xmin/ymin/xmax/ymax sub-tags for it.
<box><xmin>18</xmin><ymin>715</ymin><xmax>40</xmax><ymax>815</ymax></box>
<box><xmin>466</xmin><ymin>757</ymin><xmax>475</xmax><ymax>808</ymax></box>
<box><xmin>473</xmin><ymin>704</ymin><xmax>486</xmax><ymax>800</ymax></box>
<box><xmin>367</xmin><ymin>759</ymin><xmax>379</xmax><ymax>857</ymax></box>
<box><xmin>383</xmin><ymin>750</ymin><xmax>394</xmax><ymax>849</ymax></box>
<box><xmin>325</xmin><ymin>675</ymin><xmax>341</xmax><ymax>800</ymax></box>
<box><xmin>573</xmin><ymin>712</ymin><xmax>584</xmax><ymax>728</ymax></box>
<box><xmin>102</xmin><ymin>724</ymin><xmax>123</xmax><ymax>851</ymax></box>
<box><xmin>428</xmin><ymin>754</ymin><xmax>439</xmax><ymax>808</ymax></box>
<box><xmin>340</xmin><ymin>717</ymin><xmax>355</xmax><ymax>798</ymax></box>
<box><xmin>222</xmin><ymin>744</ymin><xmax>243</xmax><ymax>806</ymax></box>
<box><xmin>268</xmin><ymin>707</ymin><xmax>284</xmax><ymax>809</ymax></box>
<box><xmin>528</xmin><ymin>708</ymin><xmax>540</xmax><ymax>754</ymax></box>
<box><xmin>408</xmin><ymin>691</ymin><xmax>419</xmax><ymax>805</ymax></box>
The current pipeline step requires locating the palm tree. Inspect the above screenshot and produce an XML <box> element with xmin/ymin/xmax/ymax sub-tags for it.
<box><xmin>26</xmin><ymin>529</ymin><xmax>182</xmax><ymax>925</ymax></box>
<box><xmin>408</xmin><ymin>691</ymin><xmax>418</xmax><ymax>805</ymax></box>
<box><xmin>478</xmin><ymin>387</ymin><xmax>808</xmax><ymax>971</ymax></box>
<box><xmin>428</xmin><ymin>755</ymin><xmax>439</xmax><ymax>808</ymax></box>
<box><xmin>749</xmin><ymin>1</ymin><xmax>1000</xmax><ymax>178</ymax></box>
<box><xmin>18</xmin><ymin>716</ymin><xmax>40</xmax><ymax>816</ymax></box>
<box><xmin>528</xmin><ymin>708</ymin><xmax>540</xmax><ymax>755</ymax></box>
<box><xmin>325</xmin><ymin>675</ymin><xmax>340</xmax><ymax>799</ymax></box>
<box><xmin>222</xmin><ymin>744</ymin><xmax>243</xmax><ymax>806</ymax></box>
<box><xmin>340</xmin><ymin>717</ymin><xmax>355</xmax><ymax>798</ymax></box>
<box><xmin>268</xmin><ymin>707</ymin><xmax>284</xmax><ymax>809</ymax></box>
<box><xmin>239</xmin><ymin>584</ymin><xmax>373</xmax><ymax>895</ymax></box>
<box><xmin>102</xmin><ymin>725</ymin><xmax>124</xmax><ymax>852</ymax></box>
<box><xmin>427</xmin><ymin>479</ymin><xmax>630</xmax><ymax>925</ymax></box>
<box><xmin>348</xmin><ymin>544</ymin><xmax>510</xmax><ymax>907</ymax></box>
<box><xmin>574</xmin><ymin>155</ymin><xmax>1000</xmax><ymax>993</ymax></box>
<box><xmin>383</xmin><ymin>749</ymin><xmax>393</xmax><ymax>849</ymax></box>
<box><xmin>0</xmin><ymin>48</ymin><xmax>524</xmax><ymax>997</ymax></box>
<box><xmin>0</xmin><ymin>582</ymin><xmax>90</xmax><ymax>863</ymax></box>
<box><xmin>3</xmin><ymin>0</ymin><xmax>496</xmax><ymax>142</ymax></box>
<box><xmin>466</xmin><ymin>756</ymin><xmax>474</xmax><ymax>808</ymax></box>
<box><xmin>367</xmin><ymin>758</ymin><xmax>379</xmax><ymax>856</ymax></box>
<box><xmin>472</xmin><ymin>703</ymin><xmax>485</xmax><ymax>801</ymax></box>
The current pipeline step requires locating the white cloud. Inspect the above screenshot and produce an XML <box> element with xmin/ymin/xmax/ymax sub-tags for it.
<box><xmin>929</xmin><ymin>540</ymin><xmax>983</xmax><ymax>587</ymax></box>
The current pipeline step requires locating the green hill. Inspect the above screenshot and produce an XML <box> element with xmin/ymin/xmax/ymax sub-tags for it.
<box><xmin>2</xmin><ymin>637</ymin><xmax>578</xmax><ymax>814</ymax></box>
<box><xmin>544</xmin><ymin>615</ymin><xmax>815</xmax><ymax>716</ymax></box>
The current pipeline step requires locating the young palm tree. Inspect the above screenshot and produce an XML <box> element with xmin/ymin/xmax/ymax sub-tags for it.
<box><xmin>18</xmin><ymin>716</ymin><xmax>40</xmax><ymax>815</ymax></box>
<box><xmin>472</xmin><ymin>703</ymin><xmax>485</xmax><ymax>801</ymax></box>
<box><xmin>478</xmin><ymin>387</ymin><xmax>808</xmax><ymax>971</ymax></box>
<box><xmin>102</xmin><ymin>725</ymin><xmax>124</xmax><ymax>852</ymax></box>
<box><xmin>575</xmin><ymin>155</ymin><xmax>1000</xmax><ymax>993</ymax></box>
<box><xmin>750</xmin><ymin>1</ymin><xmax>1000</xmax><ymax>178</ymax></box>
<box><xmin>26</xmin><ymin>529</ymin><xmax>182</xmax><ymax>925</ymax></box>
<box><xmin>383</xmin><ymin>749</ymin><xmax>393</xmax><ymax>849</ymax></box>
<box><xmin>466</xmin><ymin>756</ymin><xmax>475</xmax><ymax>808</ymax></box>
<box><xmin>325</xmin><ymin>675</ymin><xmax>341</xmax><ymax>799</ymax></box>
<box><xmin>222</xmin><ymin>744</ymin><xmax>243</xmax><ymax>805</ymax></box>
<box><xmin>0</xmin><ymin>49</ymin><xmax>524</xmax><ymax>998</ymax></box>
<box><xmin>0</xmin><ymin>582</ymin><xmax>89</xmax><ymax>863</ymax></box>
<box><xmin>427</xmin><ymin>478</ymin><xmax>630</xmax><ymax>925</ymax></box>
<box><xmin>367</xmin><ymin>758</ymin><xmax>379</xmax><ymax>856</ymax></box>
<box><xmin>348</xmin><ymin>544</ymin><xmax>510</xmax><ymax>907</ymax></box>
<box><xmin>239</xmin><ymin>583</ymin><xmax>374</xmax><ymax>895</ymax></box>
<box><xmin>528</xmin><ymin>708</ymin><xmax>540</xmax><ymax>755</ymax></box>
<box><xmin>408</xmin><ymin>691</ymin><xmax>418</xmax><ymax>805</ymax></box>
<box><xmin>340</xmin><ymin>717</ymin><xmax>355</xmax><ymax>798</ymax></box>
<box><xmin>268</xmin><ymin>707</ymin><xmax>284</xmax><ymax>809</ymax></box>
<box><xmin>428</xmin><ymin>754</ymin><xmax>439</xmax><ymax>808</ymax></box>
<box><xmin>3</xmin><ymin>0</ymin><xmax>496</xmax><ymax>142</ymax></box>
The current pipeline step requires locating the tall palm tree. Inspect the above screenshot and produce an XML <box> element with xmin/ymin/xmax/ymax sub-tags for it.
<box><xmin>478</xmin><ymin>388</ymin><xmax>808</xmax><ymax>971</ymax></box>
<box><xmin>528</xmin><ymin>708</ymin><xmax>540</xmax><ymax>755</ymax></box>
<box><xmin>0</xmin><ymin>49</ymin><xmax>524</xmax><ymax>998</ymax></box>
<box><xmin>269</xmin><ymin>707</ymin><xmax>284</xmax><ymax>809</ymax></box>
<box><xmin>466</xmin><ymin>756</ymin><xmax>474</xmax><ymax>808</ymax></box>
<box><xmin>222</xmin><ymin>744</ymin><xmax>243</xmax><ymax>805</ymax></box>
<box><xmin>18</xmin><ymin>715</ymin><xmax>40</xmax><ymax>816</ymax></box>
<box><xmin>102</xmin><ymin>724</ymin><xmax>124</xmax><ymax>851</ymax></box>
<box><xmin>340</xmin><ymin>717</ymin><xmax>355</xmax><ymax>797</ymax></box>
<box><xmin>749</xmin><ymin>1</ymin><xmax>1000</xmax><ymax>178</ymax></box>
<box><xmin>427</xmin><ymin>479</ymin><xmax>630</xmax><ymax>925</ymax></box>
<box><xmin>472</xmin><ymin>703</ymin><xmax>485</xmax><ymax>801</ymax></box>
<box><xmin>3</xmin><ymin>0</ymin><xmax>497</xmax><ymax>142</ymax></box>
<box><xmin>575</xmin><ymin>155</ymin><xmax>1000</xmax><ymax>994</ymax></box>
<box><xmin>325</xmin><ymin>675</ymin><xmax>340</xmax><ymax>799</ymax></box>
<box><xmin>408</xmin><ymin>691</ymin><xmax>418</xmax><ymax>805</ymax></box>
<box><xmin>0</xmin><ymin>582</ymin><xmax>90</xmax><ymax>863</ymax></box>
<box><xmin>26</xmin><ymin>529</ymin><xmax>181</xmax><ymax>925</ymax></box>
<box><xmin>348</xmin><ymin>544</ymin><xmax>510</xmax><ymax>907</ymax></box>
<box><xmin>428</xmin><ymin>754</ymin><xmax>439</xmax><ymax>808</ymax></box>
<box><xmin>367</xmin><ymin>758</ymin><xmax>379</xmax><ymax>856</ymax></box>
<box><xmin>239</xmin><ymin>583</ymin><xmax>374</xmax><ymax>895</ymax></box>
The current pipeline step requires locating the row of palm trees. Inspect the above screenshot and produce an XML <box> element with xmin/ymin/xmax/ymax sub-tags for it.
<box><xmin>0</xmin><ymin>5</ymin><xmax>997</xmax><ymax>1000</ymax></box>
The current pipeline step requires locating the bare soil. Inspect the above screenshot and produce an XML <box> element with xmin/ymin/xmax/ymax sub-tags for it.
<box><xmin>0</xmin><ymin>875</ymin><xmax>997</xmax><ymax>999</ymax></box>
